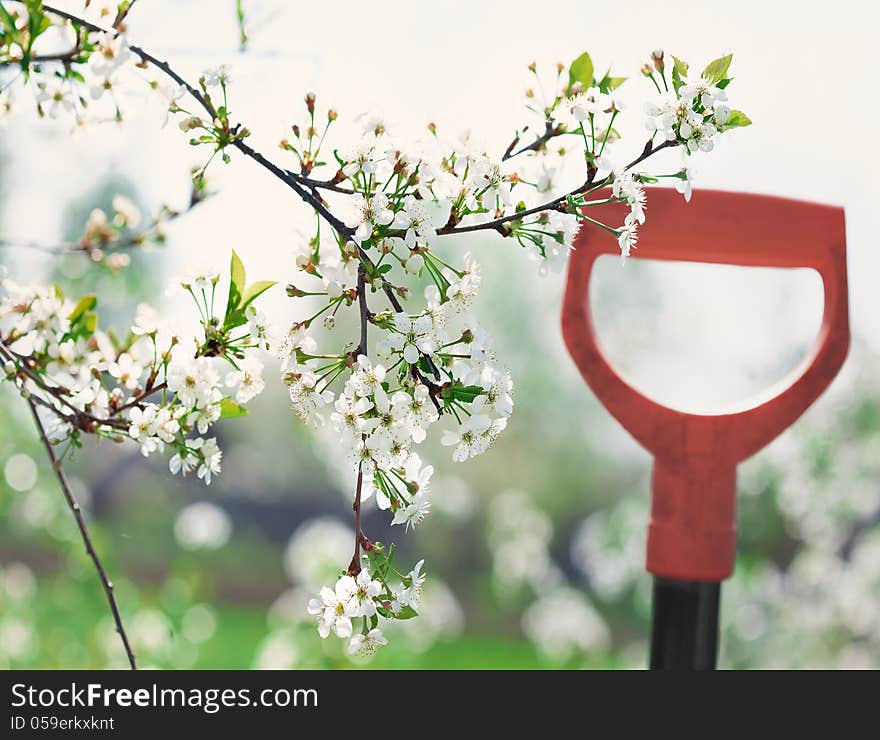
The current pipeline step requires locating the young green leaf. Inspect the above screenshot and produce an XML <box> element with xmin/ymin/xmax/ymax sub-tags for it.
<box><xmin>227</xmin><ymin>250</ymin><xmax>246</xmax><ymax>313</ymax></box>
<box><xmin>0</xmin><ymin>4</ymin><xmax>17</xmax><ymax>35</ymax></box>
<box><xmin>597</xmin><ymin>71</ymin><xmax>626</xmax><ymax>94</ymax></box>
<box><xmin>68</xmin><ymin>294</ymin><xmax>97</xmax><ymax>324</ymax></box>
<box><xmin>239</xmin><ymin>280</ymin><xmax>276</xmax><ymax>311</ymax></box>
<box><xmin>671</xmin><ymin>56</ymin><xmax>689</xmax><ymax>92</ymax></box>
<box><xmin>442</xmin><ymin>382</ymin><xmax>484</xmax><ymax>405</ymax></box>
<box><xmin>219</xmin><ymin>398</ymin><xmax>249</xmax><ymax>419</ymax></box>
<box><xmin>392</xmin><ymin>605</ymin><xmax>419</xmax><ymax>620</ymax></box>
<box><xmin>702</xmin><ymin>54</ymin><xmax>733</xmax><ymax>84</ymax></box>
<box><xmin>73</xmin><ymin>311</ymin><xmax>98</xmax><ymax>339</ymax></box>
<box><xmin>568</xmin><ymin>52</ymin><xmax>594</xmax><ymax>92</ymax></box>
<box><xmin>723</xmin><ymin>110</ymin><xmax>752</xmax><ymax>128</ymax></box>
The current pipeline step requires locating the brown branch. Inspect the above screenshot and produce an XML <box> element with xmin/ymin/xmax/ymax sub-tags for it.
<box><xmin>293</xmin><ymin>173</ymin><xmax>355</xmax><ymax>195</ymax></box>
<box><xmin>356</xmin><ymin>263</ymin><xmax>369</xmax><ymax>355</ymax></box>
<box><xmin>347</xmin><ymin>463</ymin><xmax>364</xmax><ymax>576</ymax></box>
<box><xmin>0</xmin><ymin>190</ymin><xmax>207</xmax><ymax>257</ymax></box>
<box><xmin>113</xmin><ymin>0</ymin><xmax>141</xmax><ymax>30</ymax></box>
<box><xmin>502</xmin><ymin>120</ymin><xmax>562</xmax><ymax>162</ymax></box>
<box><xmin>0</xmin><ymin>341</ymin><xmax>132</xmax><ymax>432</ymax></box>
<box><xmin>110</xmin><ymin>381</ymin><xmax>166</xmax><ymax>417</ymax></box>
<box><xmin>26</xmin><ymin>398</ymin><xmax>137</xmax><ymax>670</ymax></box>
<box><xmin>437</xmin><ymin>139</ymin><xmax>679</xmax><ymax>237</ymax></box>
<box><xmin>30</xmin><ymin>3</ymin><xmax>676</xmax><ymax>251</ymax></box>
<box><xmin>22</xmin><ymin>4</ymin><xmax>352</xmax><ymax>238</ymax></box>
<box><xmin>345</xmin><ymin>262</ymin><xmax>372</xmax><ymax>576</ymax></box>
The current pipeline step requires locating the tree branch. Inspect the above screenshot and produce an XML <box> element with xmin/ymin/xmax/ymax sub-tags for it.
<box><xmin>356</xmin><ymin>262</ymin><xmax>369</xmax><ymax>355</ymax></box>
<box><xmin>0</xmin><ymin>190</ymin><xmax>207</xmax><ymax>257</ymax></box>
<box><xmin>347</xmin><ymin>463</ymin><xmax>364</xmax><ymax>576</ymax></box>
<box><xmin>113</xmin><ymin>0</ymin><xmax>141</xmax><ymax>30</ymax></box>
<box><xmin>26</xmin><ymin>398</ymin><xmax>137</xmax><ymax>670</ymax></box>
<box><xmin>436</xmin><ymin>139</ymin><xmax>678</xmax><ymax>237</ymax></box>
<box><xmin>502</xmin><ymin>120</ymin><xmax>562</xmax><ymax>162</ymax></box>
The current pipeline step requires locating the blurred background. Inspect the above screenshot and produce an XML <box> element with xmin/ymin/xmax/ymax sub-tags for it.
<box><xmin>1</xmin><ymin>0</ymin><xmax>878</xmax><ymax>669</ymax></box>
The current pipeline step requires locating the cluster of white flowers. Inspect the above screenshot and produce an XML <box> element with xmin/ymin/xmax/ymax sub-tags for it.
<box><xmin>281</xmin><ymin>247</ymin><xmax>513</xmax><ymax>541</ymax></box>
<box><xmin>645</xmin><ymin>76</ymin><xmax>732</xmax><ymax>154</ymax></box>
<box><xmin>0</xmin><ymin>253</ymin><xmax>272</xmax><ymax>487</ymax></box>
<box><xmin>308</xmin><ymin>558</ymin><xmax>425</xmax><ymax>657</ymax></box>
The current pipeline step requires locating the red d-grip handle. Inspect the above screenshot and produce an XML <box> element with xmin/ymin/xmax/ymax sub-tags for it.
<box><xmin>562</xmin><ymin>188</ymin><xmax>849</xmax><ymax>581</ymax></box>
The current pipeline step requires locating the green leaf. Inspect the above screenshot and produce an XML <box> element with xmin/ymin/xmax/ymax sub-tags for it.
<box><xmin>444</xmin><ymin>383</ymin><xmax>484</xmax><ymax>405</ymax></box>
<box><xmin>366</xmin><ymin>543</ymin><xmax>394</xmax><ymax>582</ymax></box>
<box><xmin>671</xmin><ymin>56</ymin><xmax>689</xmax><ymax>92</ymax></box>
<box><xmin>224</xmin><ymin>310</ymin><xmax>246</xmax><ymax>331</ymax></box>
<box><xmin>240</xmin><ymin>280</ymin><xmax>276</xmax><ymax>310</ymax></box>
<box><xmin>568</xmin><ymin>52</ymin><xmax>594</xmax><ymax>92</ymax></box>
<box><xmin>702</xmin><ymin>54</ymin><xmax>732</xmax><ymax>84</ymax></box>
<box><xmin>723</xmin><ymin>110</ymin><xmax>752</xmax><ymax>128</ymax></box>
<box><xmin>0</xmin><ymin>4</ymin><xmax>17</xmax><ymax>35</ymax></box>
<box><xmin>219</xmin><ymin>398</ymin><xmax>248</xmax><ymax>419</ymax></box>
<box><xmin>597</xmin><ymin>71</ymin><xmax>627</xmax><ymax>94</ymax></box>
<box><xmin>226</xmin><ymin>250</ymin><xmax>246</xmax><ymax>313</ymax></box>
<box><xmin>393</xmin><ymin>605</ymin><xmax>419</xmax><ymax>620</ymax></box>
<box><xmin>224</xmin><ymin>280</ymin><xmax>275</xmax><ymax>331</ymax></box>
<box><xmin>71</xmin><ymin>311</ymin><xmax>98</xmax><ymax>339</ymax></box>
<box><xmin>68</xmin><ymin>294</ymin><xmax>96</xmax><ymax>323</ymax></box>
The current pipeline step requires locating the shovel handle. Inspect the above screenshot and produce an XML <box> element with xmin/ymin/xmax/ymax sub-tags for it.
<box><xmin>562</xmin><ymin>188</ymin><xmax>849</xmax><ymax>580</ymax></box>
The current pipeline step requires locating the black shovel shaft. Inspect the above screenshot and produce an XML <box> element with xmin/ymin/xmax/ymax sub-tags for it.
<box><xmin>649</xmin><ymin>577</ymin><xmax>720</xmax><ymax>670</ymax></box>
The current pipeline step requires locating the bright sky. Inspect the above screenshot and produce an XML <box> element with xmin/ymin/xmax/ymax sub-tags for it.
<box><xmin>4</xmin><ymin>0</ymin><xmax>877</xmax><ymax>415</ymax></box>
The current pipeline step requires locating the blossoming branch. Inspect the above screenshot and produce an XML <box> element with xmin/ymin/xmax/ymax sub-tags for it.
<box><xmin>0</xmin><ymin>0</ymin><xmax>750</xmax><ymax>664</ymax></box>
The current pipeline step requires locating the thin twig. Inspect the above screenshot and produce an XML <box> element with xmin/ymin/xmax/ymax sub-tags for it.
<box><xmin>347</xmin><ymin>463</ymin><xmax>364</xmax><ymax>576</ymax></box>
<box><xmin>0</xmin><ymin>194</ymin><xmax>207</xmax><ymax>256</ymax></box>
<box><xmin>26</xmin><ymin>399</ymin><xmax>137</xmax><ymax>670</ymax></box>
<box><xmin>502</xmin><ymin>120</ymin><xmax>561</xmax><ymax>162</ymax></box>
<box><xmin>113</xmin><ymin>0</ymin><xmax>141</xmax><ymax>30</ymax></box>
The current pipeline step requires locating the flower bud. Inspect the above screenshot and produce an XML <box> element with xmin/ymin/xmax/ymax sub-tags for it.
<box><xmin>651</xmin><ymin>49</ymin><xmax>665</xmax><ymax>71</ymax></box>
<box><xmin>305</xmin><ymin>92</ymin><xmax>316</xmax><ymax>112</ymax></box>
<box><xmin>714</xmin><ymin>104</ymin><xmax>731</xmax><ymax>125</ymax></box>
<box><xmin>404</xmin><ymin>253</ymin><xmax>424</xmax><ymax>274</ymax></box>
<box><xmin>286</xmin><ymin>284</ymin><xmax>305</xmax><ymax>298</ymax></box>
<box><xmin>178</xmin><ymin>115</ymin><xmax>201</xmax><ymax>132</ymax></box>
